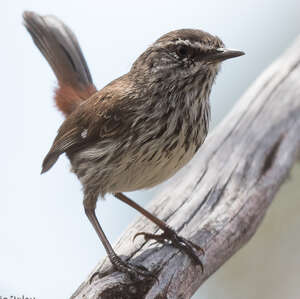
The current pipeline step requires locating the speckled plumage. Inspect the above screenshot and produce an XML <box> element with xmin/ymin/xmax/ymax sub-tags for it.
<box><xmin>71</xmin><ymin>71</ymin><xmax>213</xmax><ymax>197</ymax></box>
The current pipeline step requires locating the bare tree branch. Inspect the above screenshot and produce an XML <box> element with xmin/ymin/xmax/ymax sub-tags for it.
<box><xmin>71</xmin><ymin>36</ymin><xmax>300</xmax><ymax>299</ymax></box>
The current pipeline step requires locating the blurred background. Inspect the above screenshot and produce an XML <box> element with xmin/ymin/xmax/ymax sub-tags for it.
<box><xmin>1</xmin><ymin>1</ymin><xmax>299</xmax><ymax>298</ymax></box>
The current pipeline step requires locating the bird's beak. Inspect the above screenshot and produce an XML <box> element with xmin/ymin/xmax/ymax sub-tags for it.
<box><xmin>209</xmin><ymin>48</ymin><xmax>245</xmax><ymax>62</ymax></box>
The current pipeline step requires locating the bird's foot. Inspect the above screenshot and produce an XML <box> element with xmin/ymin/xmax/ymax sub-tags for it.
<box><xmin>112</xmin><ymin>254</ymin><xmax>158</xmax><ymax>281</ymax></box>
<box><xmin>134</xmin><ymin>227</ymin><xmax>204</xmax><ymax>272</ymax></box>
<box><xmin>90</xmin><ymin>254</ymin><xmax>158</xmax><ymax>283</ymax></box>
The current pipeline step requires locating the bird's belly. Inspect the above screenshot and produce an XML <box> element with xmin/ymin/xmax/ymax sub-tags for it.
<box><xmin>71</xmin><ymin>127</ymin><xmax>205</xmax><ymax>197</ymax></box>
<box><xmin>106</xmin><ymin>135</ymin><xmax>199</xmax><ymax>193</ymax></box>
<box><xmin>117</xmin><ymin>145</ymin><xmax>196</xmax><ymax>192</ymax></box>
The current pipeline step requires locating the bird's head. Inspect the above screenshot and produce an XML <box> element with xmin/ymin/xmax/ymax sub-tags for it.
<box><xmin>131</xmin><ymin>29</ymin><xmax>244</xmax><ymax>85</ymax></box>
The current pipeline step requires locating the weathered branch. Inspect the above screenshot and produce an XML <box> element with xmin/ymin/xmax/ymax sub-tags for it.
<box><xmin>72</xmin><ymin>37</ymin><xmax>300</xmax><ymax>299</ymax></box>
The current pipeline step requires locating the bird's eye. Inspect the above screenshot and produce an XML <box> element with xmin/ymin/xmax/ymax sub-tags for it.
<box><xmin>176</xmin><ymin>45</ymin><xmax>191</xmax><ymax>58</ymax></box>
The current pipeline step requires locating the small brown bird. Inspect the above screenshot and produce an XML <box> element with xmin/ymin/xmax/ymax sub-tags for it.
<box><xmin>23</xmin><ymin>11</ymin><xmax>244</xmax><ymax>279</ymax></box>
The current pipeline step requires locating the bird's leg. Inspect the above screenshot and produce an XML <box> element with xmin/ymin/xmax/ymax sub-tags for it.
<box><xmin>114</xmin><ymin>192</ymin><xmax>204</xmax><ymax>271</ymax></box>
<box><xmin>83</xmin><ymin>195</ymin><xmax>155</xmax><ymax>281</ymax></box>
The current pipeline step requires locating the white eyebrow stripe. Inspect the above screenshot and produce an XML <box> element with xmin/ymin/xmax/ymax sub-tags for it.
<box><xmin>153</xmin><ymin>39</ymin><xmax>214</xmax><ymax>51</ymax></box>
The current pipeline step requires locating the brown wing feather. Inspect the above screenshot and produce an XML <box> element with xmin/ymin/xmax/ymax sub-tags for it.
<box><xmin>41</xmin><ymin>75</ymin><xmax>132</xmax><ymax>173</ymax></box>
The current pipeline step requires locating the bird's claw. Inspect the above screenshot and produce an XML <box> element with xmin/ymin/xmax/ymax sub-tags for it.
<box><xmin>134</xmin><ymin>228</ymin><xmax>204</xmax><ymax>272</ymax></box>
<box><xmin>89</xmin><ymin>252</ymin><xmax>159</xmax><ymax>284</ymax></box>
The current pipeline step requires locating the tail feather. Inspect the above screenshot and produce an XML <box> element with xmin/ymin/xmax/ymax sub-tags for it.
<box><xmin>23</xmin><ymin>11</ymin><xmax>97</xmax><ymax>116</ymax></box>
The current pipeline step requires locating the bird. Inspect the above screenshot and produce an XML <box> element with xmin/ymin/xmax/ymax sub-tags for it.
<box><xmin>23</xmin><ymin>11</ymin><xmax>244</xmax><ymax>279</ymax></box>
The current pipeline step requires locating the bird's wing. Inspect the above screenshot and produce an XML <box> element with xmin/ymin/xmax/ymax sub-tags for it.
<box><xmin>41</xmin><ymin>77</ymin><xmax>131</xmax><ymax>173</ymax></box>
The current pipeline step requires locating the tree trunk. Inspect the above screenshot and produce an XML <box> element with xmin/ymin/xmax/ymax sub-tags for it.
<box><xmin>71</xmin><ymin>36</ymin><xmax>300</xmax><ymax>299</ymax></box>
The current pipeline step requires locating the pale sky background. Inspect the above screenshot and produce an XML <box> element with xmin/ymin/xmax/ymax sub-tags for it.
<box><xmin>1</xmin><ymin>1</ymin><xmax>299</xmax><ymax>298</ymax></box>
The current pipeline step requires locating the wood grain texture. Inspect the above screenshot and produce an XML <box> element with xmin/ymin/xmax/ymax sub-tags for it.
<box><xmin>71</xmin><ymin>37</ymin><xmax>300</xmax><ymax>299</ymax></box>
